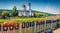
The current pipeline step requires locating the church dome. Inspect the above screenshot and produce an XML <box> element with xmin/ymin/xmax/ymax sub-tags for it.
<box><xmin>22</xmin><ymin>4</ymin><xmax>26</xmax><ymax>8</ymax></box>
<box><xmin>20</xmin><ymin>4</ymin><xmax>26</xmax><ymax>10</ymax></box>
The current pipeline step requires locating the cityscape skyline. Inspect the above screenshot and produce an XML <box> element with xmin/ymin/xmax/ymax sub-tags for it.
<box><xmin>0</xmin><ymin>0</ymin><xmax>60</xmax><ymax>14</ymax></box>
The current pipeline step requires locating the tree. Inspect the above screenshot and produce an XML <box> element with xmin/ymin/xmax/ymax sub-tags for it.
<box><xmin>12</xmin><ymin>6</ymin><xmax>17</xmax><ymax>16</ymax></box>
<box><xmin>0</xmin><ymin>14</ymin><xmax>1</xmax><ymax>16</ymax></box>
<box><xmin>9</xmin><ymin>13</ymin><xmax>13</xmax><ymax>17</ymax></box>
<box><xmin>35</xmin><ymin>12</ymin><xmax>40</xmax><ymax>17</ymax></box>
<box><xmin>1</xmin><ymin>11</ymin><xmax>9</xmax><ymax>19</ymax></box>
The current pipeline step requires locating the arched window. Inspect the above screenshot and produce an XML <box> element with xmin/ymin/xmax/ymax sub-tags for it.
<box><xmin>29</xmin><ymin>22</ymin><xmax>31</xmax><ymax>27</ymax></box>
<box><xmin>14</xmin><ymin>23</ymin><xmax>19</xmax><ymax>30</ymax></box>
<box><xmin>31</xmin><ymin>22</ymin><xmax>35</xmax><ymax>27</ymax></box>
<box><xmin>26</xmin><ymin>22</ymin><xmax>29</xmax><ymax>28</ymax></box>
<box><xmin>22</xmin><ymin>22</ymin><xmax>26</xmax><ymax>28</ymax></box>
<box><xmin>3</xmin><ymin>26</ymin><xmax>8</xmax><ymax>31</ymax></box>
<box><xmin>9</xmin><ymin>25</ymin><xmax>13</xmax><ymax>30</ymax></box>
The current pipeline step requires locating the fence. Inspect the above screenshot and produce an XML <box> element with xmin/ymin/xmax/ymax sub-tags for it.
<box><xmin>0</xmin><ymin>19</ymin><xmax>60</xmax><ymax>33</ymax></box>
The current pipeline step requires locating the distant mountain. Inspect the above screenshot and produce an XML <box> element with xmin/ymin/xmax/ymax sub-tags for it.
<box><xmin>0</xmin><ymin>9</ymin><xmax>18</xmax><ymax>14</ymax></box>
<box><xmin>32</xmin><ymin>10</ymin><xmax>55</xmax><ymax>16</ymax></box>
<box><xmin>0</xmin><ymin>9</ymin><xmax>12</xmax><ymax>13</ymax></box>
<box><xmin>0</xmin><ymin>9</ymin><xmax>55</xmax><ymax>16</ymax></box>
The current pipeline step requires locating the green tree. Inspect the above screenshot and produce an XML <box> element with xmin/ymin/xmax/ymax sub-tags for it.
<box><xmin>1</xmin><ymin>11</ymin><xmax>9</xmax><ymax>19</ymax></box>
<box><xmin>35</xmin><ymin>12</ymin><xmax>40</xmax><ymax>17</ymax></box>
<box><xmin>9</xmin><ymin>13</ymin><xmax>13</xmax><ymax>17</ymax></box>
<box><xmin>0</xmin><ymin>14</ymin><xmax>1</xmax><ymax>16</ymax></box>
<box><xmin>12</xmin><ymin>6</ymin><xmax>17</xmax><ymax>16</ymax></box>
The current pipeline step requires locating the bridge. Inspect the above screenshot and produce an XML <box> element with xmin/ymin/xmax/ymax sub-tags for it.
<box><xmin>0</xmin><ymin>17</ymin><xmax>60</xmax><ymax>33</ymax></box>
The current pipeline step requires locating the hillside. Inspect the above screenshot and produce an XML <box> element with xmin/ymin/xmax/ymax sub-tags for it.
<box><xmin>32</xmin><ymin>10</ymin><xmax>55</xmax><ymax>16</ymax></box>
<box><xmin>0</xmin><ymin>9</ymin><xmax>55</xmax><ymax>16</ymax></box>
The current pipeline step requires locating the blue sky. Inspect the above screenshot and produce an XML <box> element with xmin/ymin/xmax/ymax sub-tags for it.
<box><xmin>0</xmin><ymin>0</ymin><xmax>60</xmax><ymax>14</ymax></box>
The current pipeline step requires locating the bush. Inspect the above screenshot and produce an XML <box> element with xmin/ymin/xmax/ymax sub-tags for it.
<box><xmin>1</xmin><ymin>11</ymin><xmax>9</xmax><ymax>19</ymax></box>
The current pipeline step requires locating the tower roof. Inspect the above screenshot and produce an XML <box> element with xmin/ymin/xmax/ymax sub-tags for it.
<box><xmin>28</xmin><ymin>3</ymin><xmax>31</xmax><ymax>6</ymax></box>
<box><xmin>22</xmin><ymin>4</ymin><xmax>26</xmax><ymax>8</ymax></box>
<box><xmin>21</xmin><ymin>4</ymin><xmax>26</xmax><ymax>10</ymax></box>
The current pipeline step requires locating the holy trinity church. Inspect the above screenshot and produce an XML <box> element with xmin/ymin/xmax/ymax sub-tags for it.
<box><xmin>18</xmin><ymin>3</ymin><xmax>34</xmax><ymax>17</ymax></box>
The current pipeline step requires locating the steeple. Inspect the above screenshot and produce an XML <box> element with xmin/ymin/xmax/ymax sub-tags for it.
<box><xmin>28</xmin><ymin>3</ymin><xmax>31</xmax><ymax>10</ymax></box>
<box><xmin>28</xmin><ymin>3</ymin><xmax>32</xmax><ymax>16</ymax></box>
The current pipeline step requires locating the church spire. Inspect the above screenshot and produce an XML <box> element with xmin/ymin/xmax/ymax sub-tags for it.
<box><xmin>28</xmin><ymin>3</ymin><xmax>32</xmax><ymax>16</ymax></box>
<box><xmin>28</xmin><ymin>3</ymin><xmax>31</xmax><ymax>10</ymax></box>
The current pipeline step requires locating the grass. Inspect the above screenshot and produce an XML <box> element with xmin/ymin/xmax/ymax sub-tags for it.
<box><xmin>0</xmin><ymin>19</ymin><xmax>9</xmax><ymax>24</ymax></box>
<box><xmin>0</xmin><ymin>16</ymin><xmax>60</xmax><ymax>24</ymax></box>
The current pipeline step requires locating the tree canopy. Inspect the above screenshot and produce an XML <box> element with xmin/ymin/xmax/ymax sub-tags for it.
<box><xmin>12</xmin><ymin>6</ymin><xmax>17</xmax><ymax>16</ymax></box>
<box><xmin>1</xmin><ymin>11</ymin><xmax>9</xmax><ymax>19</ymax></box>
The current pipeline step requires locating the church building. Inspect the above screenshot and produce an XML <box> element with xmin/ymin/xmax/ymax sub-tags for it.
<box><xmin>18</xmin><ymin>3</ymin><xmax>34</xmax><ymax>17</ymax></box>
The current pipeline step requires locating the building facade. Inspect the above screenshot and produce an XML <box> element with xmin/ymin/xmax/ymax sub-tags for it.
<box><xmin>18</xmin><ymin>3</ymin><xmax>33</xmax><ymax>17</ymax></box>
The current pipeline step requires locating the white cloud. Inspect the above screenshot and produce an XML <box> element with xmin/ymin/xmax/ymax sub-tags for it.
<box><xmin>45</xmin><ymin>6</ymin><xmax>60</xmax><ymax>14</ymax></box>
<box><xmin>40</xmin><ymin>5</ymin><xmax>60</xmax><ymax>14</ymax></box>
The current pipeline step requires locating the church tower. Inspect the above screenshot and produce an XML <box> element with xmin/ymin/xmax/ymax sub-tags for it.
<box><xmin>28</xmin><ymin>3</ymin><xmax>32</xmax><ymax>16</ymax></box>
<box><xmin>20</xmin><ymin>4</ymin><xmax>26</xmax><ymax>16</ymax></box>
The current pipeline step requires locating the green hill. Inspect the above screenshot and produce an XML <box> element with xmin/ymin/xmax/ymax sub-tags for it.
<box><xmin>32</xmin><ymin>10</ymin><xmax>55</xmax><ymax>16</ymax></box>
<box><xmin>0</xmin><ymin>9</ymin><xmax>55</xmax><ymax>16</ymax></box>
